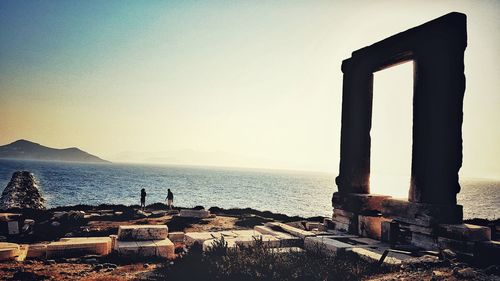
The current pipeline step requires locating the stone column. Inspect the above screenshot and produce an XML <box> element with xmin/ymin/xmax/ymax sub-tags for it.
<box><xmin>335</xmin><ymin>59</ymin><xmax>373</xmax><ymax>195</ymax></box>
<box><xmin>410</xmin><ymin>48</ymin><xmax>466</xmax><ymax>205</ymax></box>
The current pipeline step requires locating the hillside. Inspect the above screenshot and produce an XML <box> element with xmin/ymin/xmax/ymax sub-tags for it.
<box><xmin>0</xmin><ymin>139</ymin><xmax>109</xmax><ymax>163</ymax></box>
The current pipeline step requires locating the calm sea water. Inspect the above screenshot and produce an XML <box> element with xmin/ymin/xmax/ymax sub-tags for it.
<box><xmin>0</xmin><ymin>159</ymin><xmax>498</xmax><ymax>219</ymax></box>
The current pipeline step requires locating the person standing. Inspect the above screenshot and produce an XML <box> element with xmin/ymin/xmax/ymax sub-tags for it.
<box><xmin>166</xmin><ymin>189</ymin><xmax>174</xmax><ymax>210</ymax></box>
<box><xmin>140</xmin><ymin>188</ymin><xmax>147</xmax><ymax>210</ymax></box>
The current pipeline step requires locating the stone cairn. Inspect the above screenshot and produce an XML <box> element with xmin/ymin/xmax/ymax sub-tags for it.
<box><xmin>0</xmin><ymin>171</ymin><xmax>46</xmax><ymax>210</ymax></box>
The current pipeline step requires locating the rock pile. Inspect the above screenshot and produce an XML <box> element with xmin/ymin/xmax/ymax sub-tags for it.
<box><xmin>0</xmin><ymin>171</ymin><xmax>46</xmax><ymax>210</ymax></box>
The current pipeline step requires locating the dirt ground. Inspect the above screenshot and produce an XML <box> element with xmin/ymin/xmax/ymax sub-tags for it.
<box><xmin>366</xmin><ymin>267</ymin><xmax>500</xmax><ymax>281</ymax></box>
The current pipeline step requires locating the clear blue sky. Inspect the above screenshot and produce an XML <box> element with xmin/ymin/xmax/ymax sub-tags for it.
<box><xmin>1</xmin><ymin>1</ymin><xmax>499</xmax><ymax>187</ymax></box>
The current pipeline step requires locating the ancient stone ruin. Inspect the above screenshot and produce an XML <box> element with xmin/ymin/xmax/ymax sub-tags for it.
<box><xmin>331</xmin><ymin>12</ymin><xmax>498</xmax><ymax>260</ymax></box>
<box><xmin>0</xmin><ymin>171</ymin><xmax>46</xmax><ymax>210</ymax></box>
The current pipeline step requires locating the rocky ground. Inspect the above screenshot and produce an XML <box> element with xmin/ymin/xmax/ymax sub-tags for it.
<box><xmin>0</xmin><ymin>204</ymin><xmax>310</xmax><ymax>281</ymax></box>
<box><xmin>0</xmin><ymin>204</ymin><xmax>499</xmax><ymax>281</ymax></box>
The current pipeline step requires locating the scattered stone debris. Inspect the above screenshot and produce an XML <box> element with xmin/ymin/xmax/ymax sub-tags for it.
<box><xmin>179</xmin><ymin>208</ymin><xmax>212</xmax><ymax>218</ymax></box>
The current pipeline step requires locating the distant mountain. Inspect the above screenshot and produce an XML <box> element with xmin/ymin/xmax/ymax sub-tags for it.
<box><xmin>0</xmin><ymin>139</ymin><xmax>109</xmax><ymax>163</ymax></box>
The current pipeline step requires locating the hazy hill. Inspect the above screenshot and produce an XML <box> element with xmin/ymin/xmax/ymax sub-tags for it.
<box><xmin>0</xmin><ymin>139</ymin><xmax>109</xmax><ymax>163</ymax></box>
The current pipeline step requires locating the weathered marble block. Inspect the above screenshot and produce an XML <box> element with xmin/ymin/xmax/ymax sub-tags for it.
<box><xmin>358</xmin><ymin>215</ymin><xmax>390</xmax><ymax>240</ymax></box>
<box><xmin>118</xmin><ymin>225</ymin><xmax>168</xmax><ymax>241</ymax></box>
<box><xmin>437</xmin><ymin>223</ymin><xmax>491</xmax><ymax>242</ymax></box>
<box><xmin>304</xmin><ymin>236</ymin><xmax>356</xmax><ymax>254</ymax></box>
<box><xmin>255</xmin><ymin>225</ymin><xmax>287</xmax><ymax>237</ymax></box>
<box><xmin>350</xmin><ymin>247</ymin><xmax>402</xmax><ymax>265</ymax></box>
<box><xmin>46</xmin><ymin>238</ymin><xmax>111</xmax><ymax>258</ymax></box>
<box><xmin>265</xmin><ymin>222</ymin><xmax>315</xmax><ymax>239</ymax></box>
<box><xmin>437</xmin><ymin>236</ymin><xmax>475</xmax><ymax>254</ymax></box>
<box><xmin>155</xmin><ymin>239</ymin><xmax>175</xmax><ymax>258</ymax></box>
<box><xmin>168</xmin><ymin>231</ymin><xmax>185</xmax><ymax>243</ymax></box>
<box><xmin>115</xmin><ymin>239</ymin><xmax>174</xmax><ymax>258</ymax></box>
<box><xmin>381</xmin><ymin>199</ymin><xmax>463</xmax><ymax>226</ymax></box>
<box><xmin>410</xmin><ymin>232</ymin><xmax>438</xmax><ymax>250</ymax></box>
<box><xmin>26</xmin><ymin>243</ymin><xmax>47</xmax><ymax>259</ymax></box>
<box><xmin>0</xmin><ymin>242</ymin><xmax>19</xmax><ymax>261</ymax></box>
<box><xmin>184</xmin><ymin>232</ymin><xmax>223</xmax><ymax>247</ymax></box>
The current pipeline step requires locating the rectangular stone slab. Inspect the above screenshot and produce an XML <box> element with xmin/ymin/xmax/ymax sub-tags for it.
<box><xmin>118</xmin><ymin>225</ymin><xmax>168</xmax><ymax>241</ymax></box>
<box><xmin>60</xmin><ymin>237</ymin><xmax>112</xmax><ymax>243</ymax></box>
<box><xmin>46</xmin><ymin>239</ymin><xmax>111</xmax><ymax>258</ymax></box>
<box><xmin>168</xmin><ymin>232</ymin><xmax>185</xmax><ymax>243</ymax></box>
<box><xmin>26</xmin><ymin>244</ymin><xmax>47</xmax><ymax>259</ymax></box>
<box><xmin>437</xmin><ymin>237</ymin><xmax>475</xmax><ymax>254</ymax></box>
<box><xmin>350</xmin><ymin>247</ymin><xmax>402</xmax><ymax>265</ymax></box>
<box><xmin>304</xmin><ymin>236</ymin><xmax>357</xmax><ymax>254</ymax></box>
<box><xmin>234</xmin><ymin>235</ymin><xmax>281</xmax><ymax>248</ymax></box>
<box><xmin>410</xmin><ymin>232</ymin><xmax>438</xmax><ymax>250</ymax></box>
<box><xmin>265</xmin><ymin>222</ymin><xmax>315</xmax><ymax>239</ymax></box>
<box><xmin>0</xmin><ymin>213</ymin><xmax>21</xmax><ymax>222</ymax></box>
<box><xmin>254</xmin><ymin>226</ymin><xmax>301</xmax><ymax>246</ymax></box>
<box><xmin>202</xmin><ymin>238</ymin><xmax>237</xmax><ymax>251</ymax></box>
<box><xmin>114</xmin><ymin>241</ymin><xmax>139</xmax><ymax>256</ymax></box>
<box><xmin>115</xmin><ymin>239</ymin><xmax>174</xmax><ymax>258</ymax></box>
<box><xmin>437</xmin><ymin>224</ymin><xmax>491</xmax><ymax>241</ymax></box>
<box><xmin>184</xmin><ymin>232</ymin><xmax>223</xmax><ymax>247</ymax></box>
<box><xmin>154</xmin><ymin>239</ymin><xmax>175</xmax><ymax>258</ymax></box>
<box><xmin>0</xmin><ymin>243</ymin><xmax>20</xmax><ymax>261</ymax></box>
<box><xmin>381</xmin><ymin>199</ymin><xmax>462</xmax><ymax>226</ymax></box>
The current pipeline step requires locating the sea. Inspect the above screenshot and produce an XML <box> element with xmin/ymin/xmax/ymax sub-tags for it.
<box><xmin>0</xmin><ymin>159</ymin><xmax>498</xmax><ymax>220</ymax></box>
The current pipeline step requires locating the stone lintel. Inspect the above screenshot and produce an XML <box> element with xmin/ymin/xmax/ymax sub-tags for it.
<box><xmin>264</xmin><ymin>222</ymin><xmax>315</xmax><ymax>239</ymax></box>
<box><xmin>381</xmin><ymin>199</ymin><xmax>462</xmax><ymax>226</ymax></box>
<box><xmin>332</xmin><ymin>192</ymin><xmax>391</xmax><ymax>213</ymax></box>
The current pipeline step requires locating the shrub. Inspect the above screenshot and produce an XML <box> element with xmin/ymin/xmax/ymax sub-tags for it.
<box><xmin>154</xmin><ymin>237</ymin><xmax>388</xmax><ymax>281</ymax></box>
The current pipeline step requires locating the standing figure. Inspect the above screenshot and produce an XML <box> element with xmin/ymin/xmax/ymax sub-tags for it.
<box><xmin>140</xmin><ymin>188</ymin><xmax>147</xmax><ymax>210</ymax></box>
<box><xmin>166</xmin><ymin>189</ymin><xmax>174</xmax><ymax>210</ymax></box>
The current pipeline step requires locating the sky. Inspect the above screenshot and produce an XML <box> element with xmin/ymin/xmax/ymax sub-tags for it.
<box><xmin>1</xmin><ymin>1</ymin><xmax>499</xmax><ymax>185</ymax></box>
